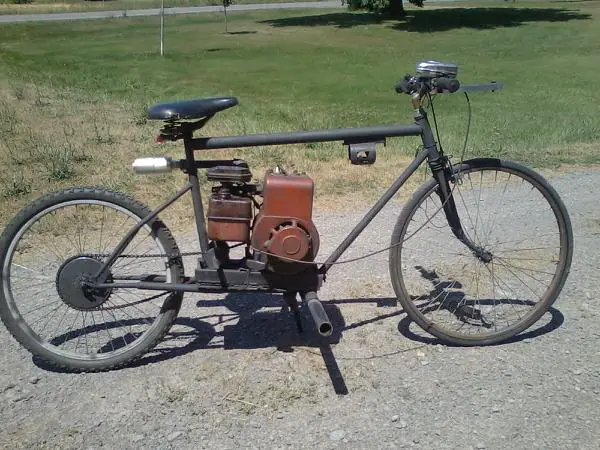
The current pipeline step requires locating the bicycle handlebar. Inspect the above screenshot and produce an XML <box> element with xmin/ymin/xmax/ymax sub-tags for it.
<box><xmin>395</xmin><ymin>74</ymin><xmax>503</xmax><ymax>96</ymax></box>
<box><xmin>394</xmin><ymin>74</ymin><xmax>460</xmax><ymax>95</ymax></box>
<box><xmin>394</xmin><ymin>74</ymin><xmax>414</xmax><ymax>94</ymax></box>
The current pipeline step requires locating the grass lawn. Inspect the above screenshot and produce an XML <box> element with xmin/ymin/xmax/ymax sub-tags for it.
<box><xmin>1</xmin><ymin>1</ymin><xmax>599</xmax><ymax>227</ymax></box>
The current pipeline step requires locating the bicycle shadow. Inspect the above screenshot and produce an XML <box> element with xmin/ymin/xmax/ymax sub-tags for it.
<box><xmin>33</xmin><ymin>282</ymin><xmax>564</xmax><ymax>393</ymax></box>
<box><xmin>32</xmin><ymin>292</ymin><xmax>350</xmax><ymax>394</ymax></box>
<box><xmin>397</xmin><ymin>265</ymin><xmax>565</xmax><ymax>345</ymax></box>
<box><xmin>397</xmin><ymin>305</ymin><xmax>564</xmax><ymax>346</ymax></box>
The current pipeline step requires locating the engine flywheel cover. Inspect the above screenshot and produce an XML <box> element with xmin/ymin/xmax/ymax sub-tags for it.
<box><xmin>267</xmin><ymin>224</ymin><xmax>310</xmax><ymax>261</ymax></box>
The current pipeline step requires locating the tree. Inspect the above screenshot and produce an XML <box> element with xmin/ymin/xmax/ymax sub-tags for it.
<box><xmin>345</xmin><ymin>0</ymin><xmax>425</xmax><ymax>17</ymax></box>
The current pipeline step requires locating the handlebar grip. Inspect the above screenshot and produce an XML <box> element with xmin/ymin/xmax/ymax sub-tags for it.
<box><xmin>433</xmin><ymin>77</ymin><xmax>460</xmax><ymax>93</ymax></box>
<box><xmin>395</xmin><ymin>74</ymin><xmax>413</xmax><ymax>94</ymax></box>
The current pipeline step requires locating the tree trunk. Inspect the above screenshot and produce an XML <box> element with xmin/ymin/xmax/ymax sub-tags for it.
<box><xmin>385</xmin><ymin>0</ymin><xmax>405</xmax><ymax>18</ymax></box>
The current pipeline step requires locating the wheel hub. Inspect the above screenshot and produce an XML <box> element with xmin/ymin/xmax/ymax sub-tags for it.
<box><xmin>473</xmin><ymin>247</ymin><xmax>493</xmax><ymax>263</ymax></box>
<box><xmin>56</xmin><ymin>256</ymin><xmax>112</xmax><ymax>310</ymax></box>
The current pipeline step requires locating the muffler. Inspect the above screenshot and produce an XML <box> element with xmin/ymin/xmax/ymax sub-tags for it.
<box><xmin>303</xmin><ymin>291</ymin><xmax>333</xmax><ymax>337</ymax></box>
<box><xmin>132</xmin><ymin>157</ymin><xmax>173</xmax><ymax>174</ymax></box>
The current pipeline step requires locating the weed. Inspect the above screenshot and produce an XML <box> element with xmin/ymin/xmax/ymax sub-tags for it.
<box><xmin>90</xmin><ymin>112</ymin><xmax>115</xmax><ymax>145</ymax></box>
<box><xmin>0</xmin><ymin>101</ymin><xmax>18</xmax><ymax>135</ymax></box>
<box><xmin>1</xmin><ymin>138</ymin><xmax>27</xmax><ymax>166</ymax></box>
<box><xmin>131</xmin><ymin>102</ymin><xmax>149</xmax><ymax>126</ymax></box>
<box><xmin>12</xmin><ymin>85</ymin><xmax>25</xmax><ymax>101</ymax></box>
<box><xmin>32</xmin><ymin>86</ymin><xmax>49</xmax><ymax>107</ymax></box>
<box><xmin>42</xmin><ymin>146</ymin><xmax>75</xmax><ymax>181</ymax></box>
<box><xmin>62</xmin><ymin>125</ymin><xmax>91</xmax><ymax>163</ymax></box>
<box><xmin>165</xmin><ymin>386</ymin><xmax>187</xmax><ymax>403</ymax></box>
<box><xmin>63</xmin><ymin>428</ymin><xmax>79</xmax><ymax>437</ymax></box>
<box><xmin>2</xmin><ymin>175</ymin><xmax>31</xmax><ymax>199</ymax></box>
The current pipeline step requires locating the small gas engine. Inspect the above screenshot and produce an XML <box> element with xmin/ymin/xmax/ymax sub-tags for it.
<box><xmin>206</xmin><ymin>161</ymin><xmax>319</xmax><ymax>274</ymax></box>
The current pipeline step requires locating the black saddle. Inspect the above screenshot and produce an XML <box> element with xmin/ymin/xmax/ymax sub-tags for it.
<box><xmin>148</xmin><ymin>96</ymin><xmax>238</xmax><ymax>121</ymax></box>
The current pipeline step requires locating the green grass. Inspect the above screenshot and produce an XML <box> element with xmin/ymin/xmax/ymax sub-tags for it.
<box><xmin>1</xmin><ymin>2</ymin><xmax>599</xmax><ymax>225</ymax></box>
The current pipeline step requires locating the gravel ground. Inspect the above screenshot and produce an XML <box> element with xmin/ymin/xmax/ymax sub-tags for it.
<box><xmin>1</xmin><ymin>169</ymin><xmax>599</xmax><ymax>450</ymax></box>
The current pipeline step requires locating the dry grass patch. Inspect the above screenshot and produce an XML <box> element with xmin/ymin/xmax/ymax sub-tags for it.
<box><xmin>0</xmin><ymin>80</ymin><xmax>194</xmax><ymax>228</ymax></box>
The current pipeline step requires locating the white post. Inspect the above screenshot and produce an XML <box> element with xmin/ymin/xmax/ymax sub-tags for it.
<box><xmin>160</xmin><ymin>0</ymin><xmax>165</xmax><ymax>56</ymax></box>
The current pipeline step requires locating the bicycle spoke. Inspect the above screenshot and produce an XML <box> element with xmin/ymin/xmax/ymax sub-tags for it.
<box><xmin>89</xmin><ymin>312</ymin><xmax>103</xmax><ymax>353</ymax></box>
<box><xmin>493</xmin><ymin>258</ymin><xmax>543</xmax><ymax>303</ymax></box>
<box><xmin>111</xmin><ymin>293</ymin><xmax>155</xmax><ymax>327</ymax></box>
<box><xmin>99</xmin><ymin>308</ymin><xmax>116</xmax><ymax>353</ymax></box>
<box><xmin>485</xmin><ymin>262</ymin><xmax>526</xmax><ymax>323</ymax></box>
<box><xmin>490</xmin><ymin>259</ymin><xmax>498</xmax><ymax>331</ymax></box>
<box><xmin>461</xmin><ymin>172</ymin><xmax>483</xmax><ymax>245</ymax></box>
<box><xmin>495</xmin><ymin>245</ymin><xmax>562</xmax><ymax>253</ymax></box>
<box><xmin>49</xmin><ymin>304</ymin><xmax>71</xmax><ymax>345</ymax></box>
<box><xmin>495</xmin><ymin>257</ymin><xmax>557</xmax><ymax>277</ymax></box>
<box><xmin>472</xmin><ymin>170</ymin><xmax>484</xmax><ymax>245</ymax></box>
<box><xmin>481</xmin><ymin>171</ymin><xmax>511</xmax><ymax>247</ymax></box>
<box><xmin>21</xmin><ymin>299</ymin><xmax>63</xmax><ymax>316</ymax></box>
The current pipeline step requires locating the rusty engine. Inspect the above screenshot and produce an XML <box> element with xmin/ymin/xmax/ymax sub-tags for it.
<box><xmin>206</xmin><ymin>161</ymin><xmax>319</xmax><ymax>274</ymax></box>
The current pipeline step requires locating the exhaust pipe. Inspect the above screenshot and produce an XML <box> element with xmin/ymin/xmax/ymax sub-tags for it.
<box><xmin>303</xmin><ymin>291</ymin><xmax>333</xmax><ymax>337</ymax></box>
<box><xmin>132</xmin><ymin>157</ymin><xmax>173</xmax><ymax>174</ymax></box>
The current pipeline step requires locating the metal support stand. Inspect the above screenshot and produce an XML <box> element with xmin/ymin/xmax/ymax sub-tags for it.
<box><xmin>283</xmin><ymin>292</ymin><xmax>303</xmax><ymax>333</ymax></box>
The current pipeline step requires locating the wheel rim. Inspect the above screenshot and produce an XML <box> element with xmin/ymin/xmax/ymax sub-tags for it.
<box><xmin>397</xmin><ymin>165</ymin><xmax>568</xmax><ymax>342</ymax></box>
<box><xmin>2</xmin><ymin>199</ymin><xmax>176</xmax><ymax>363</ymax></box>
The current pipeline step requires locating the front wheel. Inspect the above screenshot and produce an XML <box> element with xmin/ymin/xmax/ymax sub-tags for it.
<box><xmin>389</xmin><ymin>158</ymin><xmax>573</xmax><ymax>346</ymax></box>
<box><xmin>0</xmin><ymin>187</ymin><xmax>184</xmax><ymax>371</ymax></box>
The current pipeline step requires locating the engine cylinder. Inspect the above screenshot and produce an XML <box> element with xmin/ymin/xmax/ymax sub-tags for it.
<box><xmin>252</xmin><ymin>173</ymin><xmax>319</xmax><ymax>273</ymax></box>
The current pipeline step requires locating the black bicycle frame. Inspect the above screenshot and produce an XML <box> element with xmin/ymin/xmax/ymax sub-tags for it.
<box><xmin>92</xmin><ymin>107</ymin><xmax>466</xmax><ymax>292</ymax></box>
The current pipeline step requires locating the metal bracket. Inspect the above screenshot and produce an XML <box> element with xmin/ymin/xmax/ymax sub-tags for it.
<box><xmin>345</xmin><ymin>140</ymin><xmax>384</xmax><ymax>165</ymax></box>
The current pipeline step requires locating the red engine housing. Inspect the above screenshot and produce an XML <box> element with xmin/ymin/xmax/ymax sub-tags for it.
<box><xmin>252</xmin><ymin>173</ymin><xmax>319</xmax><ymax>273</ymax></box>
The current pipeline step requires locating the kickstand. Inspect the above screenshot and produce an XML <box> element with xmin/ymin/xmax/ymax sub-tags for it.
<box><xmin>283</xmin><ymin>292</ymin><xmax>303</xmax><ymax>334</ymax></box>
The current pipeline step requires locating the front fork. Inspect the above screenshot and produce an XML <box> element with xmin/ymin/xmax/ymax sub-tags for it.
<box><xmin>415</xmin><ymin>103</ymin><xmax>492</xmax><ymax>264</ymax></box>
<box><xmin>429</xmin><ymin>156</ymin><xmax>492</xmax><ymax>263</ymax></box>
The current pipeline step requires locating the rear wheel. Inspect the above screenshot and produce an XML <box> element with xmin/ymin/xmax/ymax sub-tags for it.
<box><xmin>0</xmin><ymin>187</ymin><xmax>184</xmax><ymax>371</ymax></box>
<box><xmin>389</xmin><ymin>158</ymin><xmax>573</xmax><ymax>345</ymax></box>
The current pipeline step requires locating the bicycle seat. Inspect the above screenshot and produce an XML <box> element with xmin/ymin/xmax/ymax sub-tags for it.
<box><xmin>148</xmin><ymin>97</ymin><xmax>238</xmax><ymax>121</ymax></box>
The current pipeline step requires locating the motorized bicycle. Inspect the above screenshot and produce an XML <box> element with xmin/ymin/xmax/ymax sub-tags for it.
<box><xmin>0</xmin><ymin>61</ymin><xmax>573</xmax><ymax>372</ymax></box>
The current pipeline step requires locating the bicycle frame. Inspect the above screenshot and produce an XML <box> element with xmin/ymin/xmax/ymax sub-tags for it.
<box><xmin>90</xmin><ymin>106</ymin><xmax>464</xmax><ymax>294</ymax></box>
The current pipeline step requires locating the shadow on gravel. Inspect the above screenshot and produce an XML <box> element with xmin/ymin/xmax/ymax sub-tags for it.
<box><xmin>31</xmin><ymin>293</ymin><xmax>357</xmax><ymax>394</ymax></box>
<box><xmin>191</xmin><ymin>293</ymin><xmax>352</xmax><ymax>394</ymax></box>
<box><xmin>31</xmin><ymin>317</ymin><xmax>218</xmax><ymax>374</ymax></box>
<box><xmin>32</xmin><ymin>289</ymin><xmax>563</xmax><ymax>390</ymax></box>
<box><xmin>397</xmin><ymin>305</ymin><xmax>565</xmax><ymax>346</ymax></box>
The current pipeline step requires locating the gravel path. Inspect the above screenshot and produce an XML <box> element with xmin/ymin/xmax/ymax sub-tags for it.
<box><xmin>1</xmin><ymin>169</ymin><xmax>599</xmax><ymax>449</ymax></box>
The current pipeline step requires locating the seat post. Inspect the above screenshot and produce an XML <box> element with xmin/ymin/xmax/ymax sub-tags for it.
<box><xmin>183</xmin><ymin>130</ymin><xmax>216</xmax><ymax>269</ymax></box>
